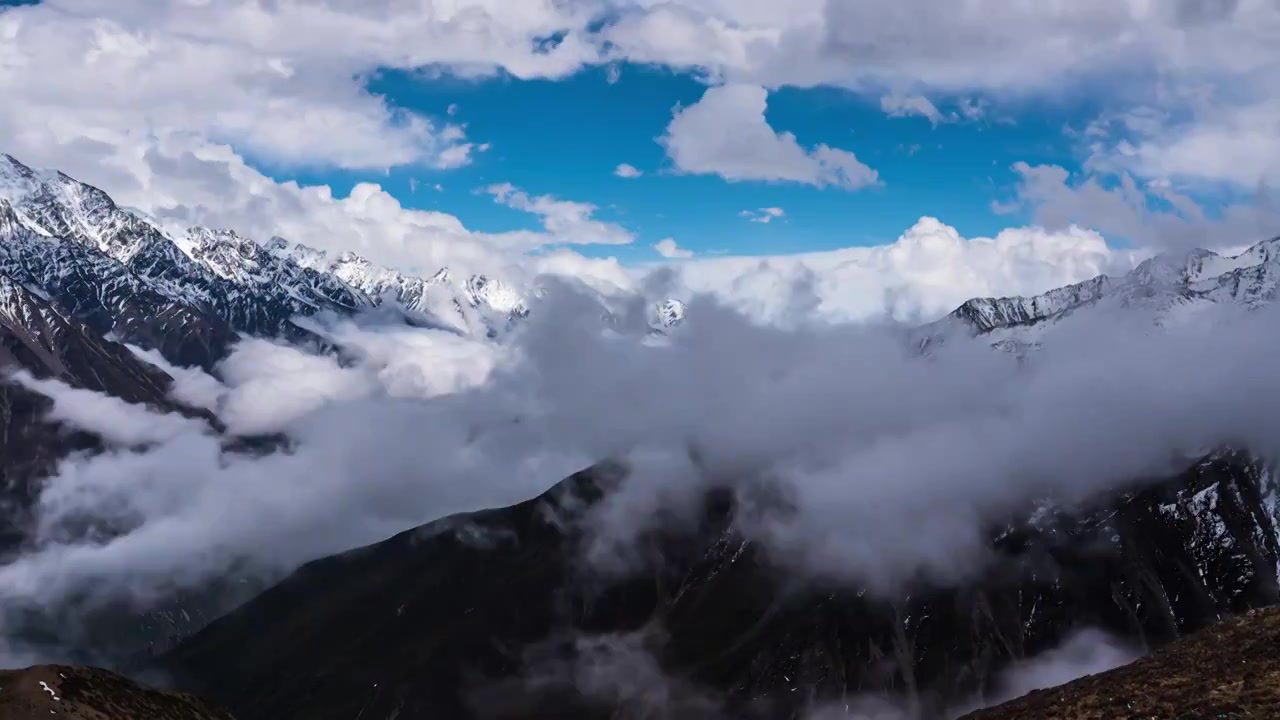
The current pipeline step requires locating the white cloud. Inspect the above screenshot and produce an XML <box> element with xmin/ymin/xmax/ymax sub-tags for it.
<box><xmin>9</xmin><ymin>279</ymin><xmax>1280</xmax><ymax>624</ymax></box>
<box><xmin>126</xmin><ymin>346</ymin><xmax>225</xmax><ymax>413</ymax></box>
<box><xmin>0</xmin><ymin>0</ymin><xmax>1272</xmax><ymax>280</ymax></box>
<box><xmin>484</xmin><ymin>183</ymin><xmax>635</xmax><ymax>247</ymax></box>
<box><xmin>1005</xmin><ymin>161</ymin><xmax>1280</xmax><ymax>253</ymax></box>
<box><xmin>659</xmin><ymin>84</ymin><xmax>879</xmax><ymax>190</ymax></box>
<box><xmin>669</xmin><ymin>217</ymin><xmax>1137</xmax><ymax>324</ymax></box>
<box><xmin>1105</xmin><ymin>100</ymin><xmax>1280</xmax><ymax>188</ymax></box>
<box><xmin>880</xmin><ymin>94</ymin><xmax>947</xmax><ymax>126</ymax></box>
<box><xmin>741</xmin><ymin>207</ymin><xmax>785</xmax><ymax>223</ymax></box>
<box><xmin>654</xmin><ymin>238</ymin><xmax>693</xmax><ymax>259</ymax></box>
<box><xmin>614</xmin><ymin>163</ymin><xmax>643</xmax><ymax>178</ymax></box>
<box><xmin>11</xmin><ymin>371</ymin><xmax>211</xmax><ymax>446</ymax></box>
<box><xmin>607</xmin><ymin>0</ymin><xmax>1280</xmax><ymax>190</ymax></box>
<box><xmin>0</xmin><ymin>3</ymin><xmax>481</xmax><ymax>173</ymax></box>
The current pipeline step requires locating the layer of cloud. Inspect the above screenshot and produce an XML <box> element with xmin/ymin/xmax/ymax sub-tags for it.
<box><xmin>535</xmin><ymin>217</ymin><xmax>1133</xmax><ymax>326</ymax></box>
<box><xmin>671</xmin><ymin>217</ymin><xmax>1137</xmax><ymax>324</ymax></box>
<box><xmin>613</xmin><ymin>163</ymin><xmax>643</xmax><ymax>178</ymax></box>
<box><xmin>660</xmin><ymin>84</ymin><xmax>879</xmax><ymax>190</ymax></box>
<box><xmin>6</xmin><ymin>267</ymin><xmax>1280</xmax><ymax>610</ymax></box>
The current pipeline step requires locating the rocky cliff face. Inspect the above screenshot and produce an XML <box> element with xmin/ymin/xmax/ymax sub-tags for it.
<box><xmin>161</xmin><ymin>450</ymin><xmax>1280</xmax><ymax>719</ymax></box>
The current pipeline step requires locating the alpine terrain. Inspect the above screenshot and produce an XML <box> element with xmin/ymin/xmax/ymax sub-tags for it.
<box><xmin>0</xmin><ymin>153</ymin><xmax>1278</xmax><ymax>718</ymax></box>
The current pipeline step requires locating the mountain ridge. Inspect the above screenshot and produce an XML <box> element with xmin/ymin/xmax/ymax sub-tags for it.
<box><xmin>0</xmin><ymin>153</ymin><xmax>531</xmax><ymax>363</ymax></box>
<box><xmin>939</xmin><ymin>236</ymin><xmax>1280</xmax><ymax>339</ymax></box>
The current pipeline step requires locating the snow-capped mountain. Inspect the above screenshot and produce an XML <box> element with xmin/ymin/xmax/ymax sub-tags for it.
<box><xmin>0</xmin><ymin>153</ymin><xmax>529</xmax><ymax>365</ymax></box>
<box><xmin>272</xmin><ymin>240</ymin><xmax>527</xmax><ymax>336</ymax></box>
<box><xmin>655</xmin><ymin>298</ymin><xmax>687</xmax><ymax>327</ymax></box>
<box><xmin>932</xmin><ymin>236</ymin><xmax>1280</xmax><ymax>347</ymax></box>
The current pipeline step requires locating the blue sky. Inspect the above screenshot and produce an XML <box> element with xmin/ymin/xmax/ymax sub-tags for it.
<box><xmin>3</xmin><ymin>0</ymin><xmax>1277</xmax><ymax>283</ymax></box>
<box><xmin>271</xmin><ymin>64</ymin><xmax>1102</xmax><ymax>262</ymax></box>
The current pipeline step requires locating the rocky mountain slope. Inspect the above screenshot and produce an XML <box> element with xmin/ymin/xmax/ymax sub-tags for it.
<box><xmin>0</xmin><ymin>664</ymin><xmax>232</xmax><ymax>720</ymax></box>
<box><xmin>960</xmin><ymin>605</ymin><xmax>1280</xmax><ymax>719</ymax></box>
<box><xmin>160</xmin><ymin>449</ymin><xmax>1280</xmax><ymax>719</ymax></box>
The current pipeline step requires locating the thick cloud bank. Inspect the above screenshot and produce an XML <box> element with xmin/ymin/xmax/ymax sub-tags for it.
<box><xmin>7</xmin><ymin>279</ymin><xmax>1280</xmax><ymax>597</ymax></box>
<box><xmin>3</xmin><ymin>275</ymin><xmax>1280</xmax><ymax>675</ymax></box>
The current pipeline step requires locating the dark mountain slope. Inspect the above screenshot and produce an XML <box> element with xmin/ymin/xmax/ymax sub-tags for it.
<box><xmin>0</xmin><ymin>664</ymin><xmax>233</xmax><ymax>720</ymax></box>
<box><xmin>162</xmin><ymin>452</ymin><xmax>1280</xmax><ymax>720</ymax></box>
<box><xmin>962</xmin><ymin>605</ymin><xmax>1280</xmax><ymax>719</ymax></box>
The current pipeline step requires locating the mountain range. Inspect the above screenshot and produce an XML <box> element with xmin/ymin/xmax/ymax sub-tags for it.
<box><xmin>1</xmin><ymin>152</ymin><xmax>1279</xmax><ymax>718</ymax></box>
<box><xmin>0</xmin><ymin>154</ymin><xmax>528</xmax><ymax>367</ymax></box>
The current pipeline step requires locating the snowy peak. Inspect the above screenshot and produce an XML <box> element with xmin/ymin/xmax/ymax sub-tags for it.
<box><xmin>655</xmin><ymin>298</ymin><xmax>687</xmax><ymax>327</ymax></box>
<box><xmin>0</xmin><ymin>153</ymin><xmax>46</xmax><ymax>201</ymax></box>
<box><xmin>949</xmin><ymin>275</ymin><xmax>1113</xmax><ymax>333</ymax></box>
<box><xmin>1</xmin><ymin>152</ymin><xmax>537</xmax><ymax>350</ymax></box>
<box><xmin>942</xmin><ymin>235</ymin><xmax>1280</xmax><ymax>338</ymax></box>
<box><xmin>465</xmin><ymin>274</ymin><xmax>526</xmax><ymax>316</ymax></box>
<box><xmin>263</xmin><ymin>237</ymin><xmax>526</xmax><ymax>333</ymax></box>
<box><xmin>0</xmin><ymin>151</ymin><xmax>543</xmax><ymax>354</ymax></box>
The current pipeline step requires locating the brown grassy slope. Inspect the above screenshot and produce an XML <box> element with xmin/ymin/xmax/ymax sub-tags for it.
<box><xmin>962</xmin><ymin>606</ymin><xmax>1280</xmax><ymax>720</ymax></box>
<box><xmin>0</xmin><ymin>664</ymin><xmax>233</xmax><ymax>720</ymax></box>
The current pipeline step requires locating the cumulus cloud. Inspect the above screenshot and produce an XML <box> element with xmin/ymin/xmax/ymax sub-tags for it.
<box><xmin>660</xmin><ymin>84</ymin><xmax>879</xmax><ymax>189</ymax></box>
<box><xmin>741</xmin><ymin>207</ymin><xmax>785</xmax><ymax>223</ymax></box>
<box><xmin>0</xmin><ymin>1</ymin><xmax>1275</xmax><ymax>258</ymax></box>
<box><xmin>653</xmin><ymin>238</ymin><xmax>693</xmax><ymax>259</ymax></box>
<box><xmin>613</xmin><ymin>163</ymin><xmax>643</xmax><ymax>178</ymax></box>
<box><xmin>0</xmin><ymin>0</ymin><xmax>1272</xmax><ymax>284</ymax></box>
<box><xmin>671</xmin><ymin>217</ymin><xmax>1137</xmax><ymax>324</ymax></box>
